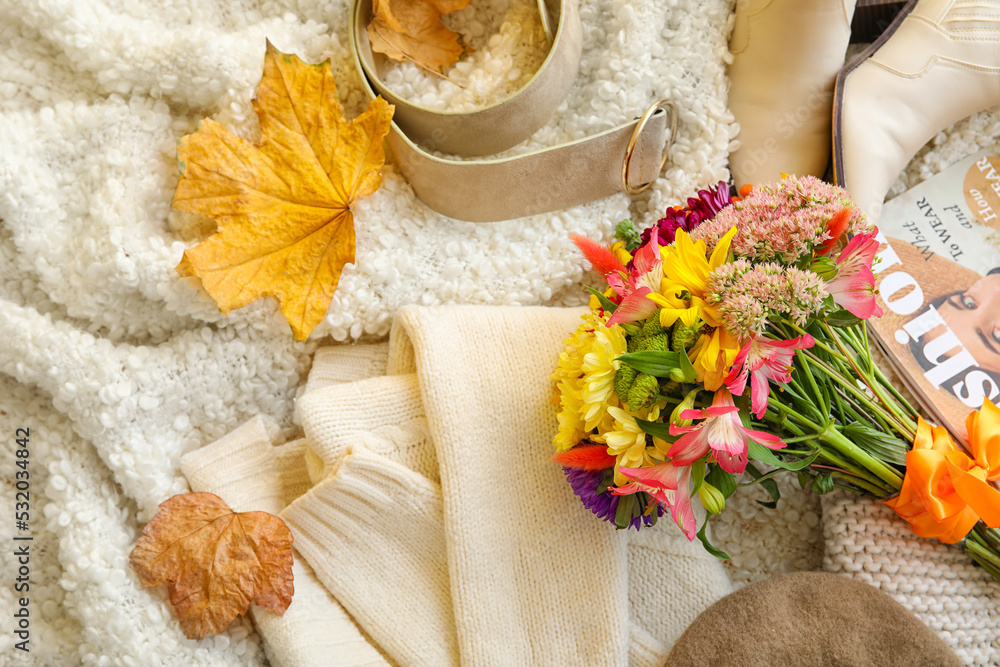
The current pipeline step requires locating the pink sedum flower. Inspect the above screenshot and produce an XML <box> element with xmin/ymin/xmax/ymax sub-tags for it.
<box><xmin>694</xmin><ymin>176</ymin><xmax>869</xmax><ymax>265</ymax></box>
<box><xmin>824</xmin><ymin>231</ymin><xmax>883</xmax><ymax>320</ymax></box>
<box><xmin>725</xmin><ymin>334</ymin><xmax>815</xmax><ymax>419</ymax></box>
<box><xmin>668</xmin><ymin>388</ymin><xmax>785</xmax><ymax>474</ymax></box>
<box><xmin>606</xmin><ymin>229</ymin><xmax>663</xmax><ymax>326</ymax></box>
<box><xmin>611</xmin><ymin>462</ymin><xmax>696</xmax><ymax>540</ymax></box>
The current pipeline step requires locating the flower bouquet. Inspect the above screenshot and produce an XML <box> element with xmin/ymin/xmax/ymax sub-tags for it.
<box><xmin>552</xmin><ymin>175</ymin><xmax>1000</xmax><ymax>580</ymax></box>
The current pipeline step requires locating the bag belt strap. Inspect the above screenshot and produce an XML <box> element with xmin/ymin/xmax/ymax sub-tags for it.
<box><xmin>350</xmin><ymin>0</ymin><xmax>676</xmax><ymax>222</ymax></box>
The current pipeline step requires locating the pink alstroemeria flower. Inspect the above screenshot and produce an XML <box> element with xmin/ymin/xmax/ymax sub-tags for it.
<box><xmin>668</xmin><ymin>387</ymin><xmax>785</xmax><ymax>474</ymax></box>
<box><xmin>611</xmin><ymin>462</ymin><xmax>696</xmax><ymax>540</ymax></box>
<box><xmin>606</xmin><ymin>229</ymin><xmax>664</xmax><ymax>326</ymax></box>
<box><xmin>725</xmin><ymin>334</ymin><xmax>815</xmax><ymax>419</ymax></box>
<box><xmin>824</xmin><ymin>231</ymin><xmax>883</xmax><ymax>319</ymax></box>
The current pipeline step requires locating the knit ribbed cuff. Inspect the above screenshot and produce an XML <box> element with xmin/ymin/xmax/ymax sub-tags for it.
<box><xmin>297</xmin><ymin>374</ymin><xmax>438</xmax><ymax>483</ymax></box>
<box><xmin>629</xmin><ymin>624</ymin><xmax>669</xmax><ymax>667</ymax></box>
<box><xmin>180</xmin><ymin>414</ymin><xmax>284</xmax><ymax>513</ymax></box>
<box><xmin>180</xmin><ymin>417</ymin><xmax>389</xmax><ymax>667</ymax></box>
<box><xmin>272</xmin><ymin>438</ymin><xmax>315</xmax><ymax>507</ymax></box>
<box><xmin>281</xmin><ymin>449</ymin><xmax>458</xmax><ymax>667</ymax></box>
<box><xmin>303</xmin><ymin>344</ymin><xmax>390</xmax><ymax>395</ymax></box>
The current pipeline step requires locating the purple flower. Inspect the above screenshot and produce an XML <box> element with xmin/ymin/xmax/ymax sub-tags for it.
<box><xmin>563</xmin><ymin>467</ymin><xmax>661</xmax><ymax>530</ymax></box>
<box><xmin>640</xmin><ymin>181</ymin><xmax>733</xmax><ymax>247</ymax></box>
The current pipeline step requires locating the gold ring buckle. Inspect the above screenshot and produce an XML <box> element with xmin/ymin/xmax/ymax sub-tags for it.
<box><xmin>622</xmin><ymin>99</ymin><xmax>678</xmax><ymax>196</ymax></box>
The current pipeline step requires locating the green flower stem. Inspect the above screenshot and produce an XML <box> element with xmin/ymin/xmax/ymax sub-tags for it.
<box><xmin>782</xmin><ymin>434</ymin><xmax>824</xmax><ymax>444</ymax></box>
<box><xmin>811</xmin><ymin>448</ymin><xmax>893</xmax><ymax>493</ymax></box>
<box><xmin>964</xmin><ymin>533</ymin><xmax>1000</xmax><ymax>581</ymax></box>
<box><xmin>848</xmin><ymin>327</ymin><xmax>920</xmax><ymax>429</ymax></box>
<box><xmin>782</xmin><ymin>377</ymin><xmax>825</xmax><ymax>423</ymax></box>
<box><xmin>976</xmin><ymin>525</ymin><xmax>1000</xmax><ymax>552</ymax></box>
<box><xmin>817</xmin><ymin>423</ymin><xmax>904</xmax><ymax>490</ymax></box>
<box><xmin>800</xmin><ymin>350</ymin><xmax>911</xmax><ymax>440</ymax></box>
<box><xmin>781</xmin><ymin>320</ymin><xmax>913</xmax><ymax>436</ymax></box>
<box><xmin>818</xmin><ymin>320</ymin><xmax>917</xmax><ymax>439</ymax></box>
<box><xmin>796</xmin><ymin>348</ymin><xmax>832</xmax><ymax>417</ymax></box>
<box><xmin>835</xmin><ymin>386</ymin><xmax>897</xmax><ymax>436</ymax></box>
<box><xmin>828</xmin><ymin>470</ymin><xmax>893</xmax><ymax>496</ymax></box>
<box><xmin>832</xmin><ymin>481</ymin><xmax>868</xmax><ymax>496</ymax></box>
<box><xmin>763</xmin><ymin>399</ymin><xmax>894</xmax><ymax>492</ymax></box>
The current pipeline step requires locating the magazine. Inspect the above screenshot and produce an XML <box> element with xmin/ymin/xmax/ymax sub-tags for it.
<box><xmin>871</xmin><ymin>149</ymin><xmax>1000</xmax><ymax>444</ymax></box>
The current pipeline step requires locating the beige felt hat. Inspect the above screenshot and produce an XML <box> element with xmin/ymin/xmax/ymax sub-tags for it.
<box><xmin>665</xmin><ymin>571</ymin><xmax>961</xmax><ymax>667</ymax></box>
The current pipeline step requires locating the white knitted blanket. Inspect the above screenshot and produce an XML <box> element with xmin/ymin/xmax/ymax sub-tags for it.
<box><xmin>0</xmin><ymin>0</ymin><xmax>736</xmax><ymax>663</ymax></box>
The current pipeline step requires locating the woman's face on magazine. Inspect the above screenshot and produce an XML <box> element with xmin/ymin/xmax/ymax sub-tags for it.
<box><xmin>938</xmin><ymin>273</ymin><xmax>1000</xmax><ymax>372</ymax></box>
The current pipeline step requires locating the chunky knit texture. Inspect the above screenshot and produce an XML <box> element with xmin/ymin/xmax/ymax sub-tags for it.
<box><xmin>823</xmin><ymin>493</ymin><xmax>1000</xmax><ymax>666</ymax></box>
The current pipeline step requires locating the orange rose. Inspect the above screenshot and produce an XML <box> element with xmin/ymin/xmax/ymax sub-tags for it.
<box><xmin>885</xmin><ymin>409</ymin><xmax>1000</xmax><ymax>545</ymax></box>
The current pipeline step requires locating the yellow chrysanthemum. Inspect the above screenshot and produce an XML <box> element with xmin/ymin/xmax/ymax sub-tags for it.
<box><xmin>551</xmin><ymin>310</ymin><xmax>626</xmax><ymax>449</ymax></box>
<box><xmin>553</xmin><ymin>379</ymin><xmax>586</xmax><ymax>452</ymax></box>
<box><xmin>551</xmin><ymin>314</ymin><xmax>598</xmax><ymax>450</ymax></box>
<box><xmin>690</xmin><ymin>326</ymin><xmax>741</xmax><ymax>391</ymax></box>
<box><xmin>580</xmin><ymin>316</ymin><xmax>627</xmax><ymax>432</ymax></box>
<box><xmin>604</xmin><ymin>405</ymin><xmax>671</xmax><ymax>483</ymax></box>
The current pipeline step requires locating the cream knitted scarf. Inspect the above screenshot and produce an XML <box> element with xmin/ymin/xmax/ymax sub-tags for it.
<box><xmin>182</xmin><ymin>305</ymin><xmax>734</xmax><ymax>666</ymax></box>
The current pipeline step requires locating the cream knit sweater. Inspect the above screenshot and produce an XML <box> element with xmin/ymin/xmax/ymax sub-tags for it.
<box><xmin>182</xmin><ymin>305</ymin><xmax>734</xmax><ymax>666</ymax></box>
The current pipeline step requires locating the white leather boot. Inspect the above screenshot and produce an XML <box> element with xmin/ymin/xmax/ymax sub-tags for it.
<box><xmin>727</xmin><ymin>0</ymin><xmax>858</xmax><ymax>188</ymax></box>
<box><xmin>833</xmin><ymin>0</ymin><xmax>1000</xmax><ymax>221</ymax></box>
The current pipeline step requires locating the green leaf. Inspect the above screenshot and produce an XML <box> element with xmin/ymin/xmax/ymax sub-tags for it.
<box><xmin>706</xmin><ymin>465</ymin><xmax>738</xmax><ymax>499</ymax></box>
<box><xmin>596</xmin><ymin>468</ymin><xmax>613</xmax><ymax>496</ymax></box>
<box><xmin>810</xmin><ymin>472</ymin><xmax>836</xmax><ymax>495</ymax></box>
<box><xmin>824</xmin><ymin>308</ymin><xmax>862</xmax><ymax>328</ymax></box>
<box><xmin>748</xmin><ymin>441</ymin><xmax>821</xmax><ymax>471</ymax></box>
<box><xmin>690</xmin><ymin>458</ymin><xmax>707</xmax><ymax>495</ymax></box>
<box><xmin>614</xmin><ymin>493</ymin><xmax>638</xmax><ymax>530</ymax></box>
<box><xmin>677</xmin><ymin>346</ymin><xmax>698</xmax><ymax>383</ymax></box>
<box><xmin>745</xmin><ymin>462</ymin><xmax>780</xmax><ymax>509</ymax></box>
<box><xmin>634</xmin><ymin>417</ymin><xmax>676</xmax><ymax>442</ymax></box>
<box><xmin>696</xmin><ymin>519</ymin><xmax>731</xmax><ymax>560</ymax></box>
<box><xmin>585</xmin><ymin>286</ymin><xmax>617</xmax><ymax>313</ymax></box>
<box><xmin>841</xmin><ymin>422</ymin><xmax>908</xmax><ymax>467</ymax></box>
<box><xmin>616</xmin><ymin>350</ymin><xmax>681</xmax><ymax>378</ymax></box>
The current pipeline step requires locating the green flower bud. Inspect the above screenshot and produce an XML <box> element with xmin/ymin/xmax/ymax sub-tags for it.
<box><xmin>627</xmin><ymin>373</ymin><xmax>660</xmax><ymax>412</ymax></box>
<box><xmin>670</xmin><ymin>389</ymin><xmax>699</xmax><ymax>427</ymax></box>
<box><xmin>671</xmin><ymin>321</ymin><xmax>700</xmax><ymax>353</ymax></box>
<box><xmin>808</xmin><ymin>256</ymin><xmax>838</xmax><ymax>280</ymax></box>
<box><xmin>698</xmin><ymin>482</ymin><xmax>726</xmax><ymax>515</ymax></box>
<box><xmin>642</xmin><ymin>310</ymin><xmax>665</xmax><ymax>337</ymax></box>
<box><xmin>638</xmin><ymin>332</ymin><xmax>670</xmax><ymax>352</ymax></box>
<box><xmin>614</xmin><ymin>364</ymin><xmax>639</xmax><ymax>401</ymax></box>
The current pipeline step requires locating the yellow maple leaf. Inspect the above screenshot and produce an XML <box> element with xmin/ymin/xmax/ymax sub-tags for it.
<box><xmin>368</xmin><ymin>0</ymin><xmax>473</xmax><ymax>74</ymax></box>
<box><xmin>173</xmin><ymin>41</ymin><xmax>394</xmax><ymax>340</ymax></box>
<box><xmin>128</xmin><ymin>492</ymin><xmax>294</xmax><ymax>640</ymax></box>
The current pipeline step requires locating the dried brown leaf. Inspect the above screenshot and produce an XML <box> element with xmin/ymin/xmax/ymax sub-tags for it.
<box><xmin>129</xmin><ymin>492</ymin><xmax>294</xmax><ymax>640</ymax></box>
<box><xmin>367</xmin><ymin>0</ymin><xmax>473</xmax><ymax>73</ymax></box>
